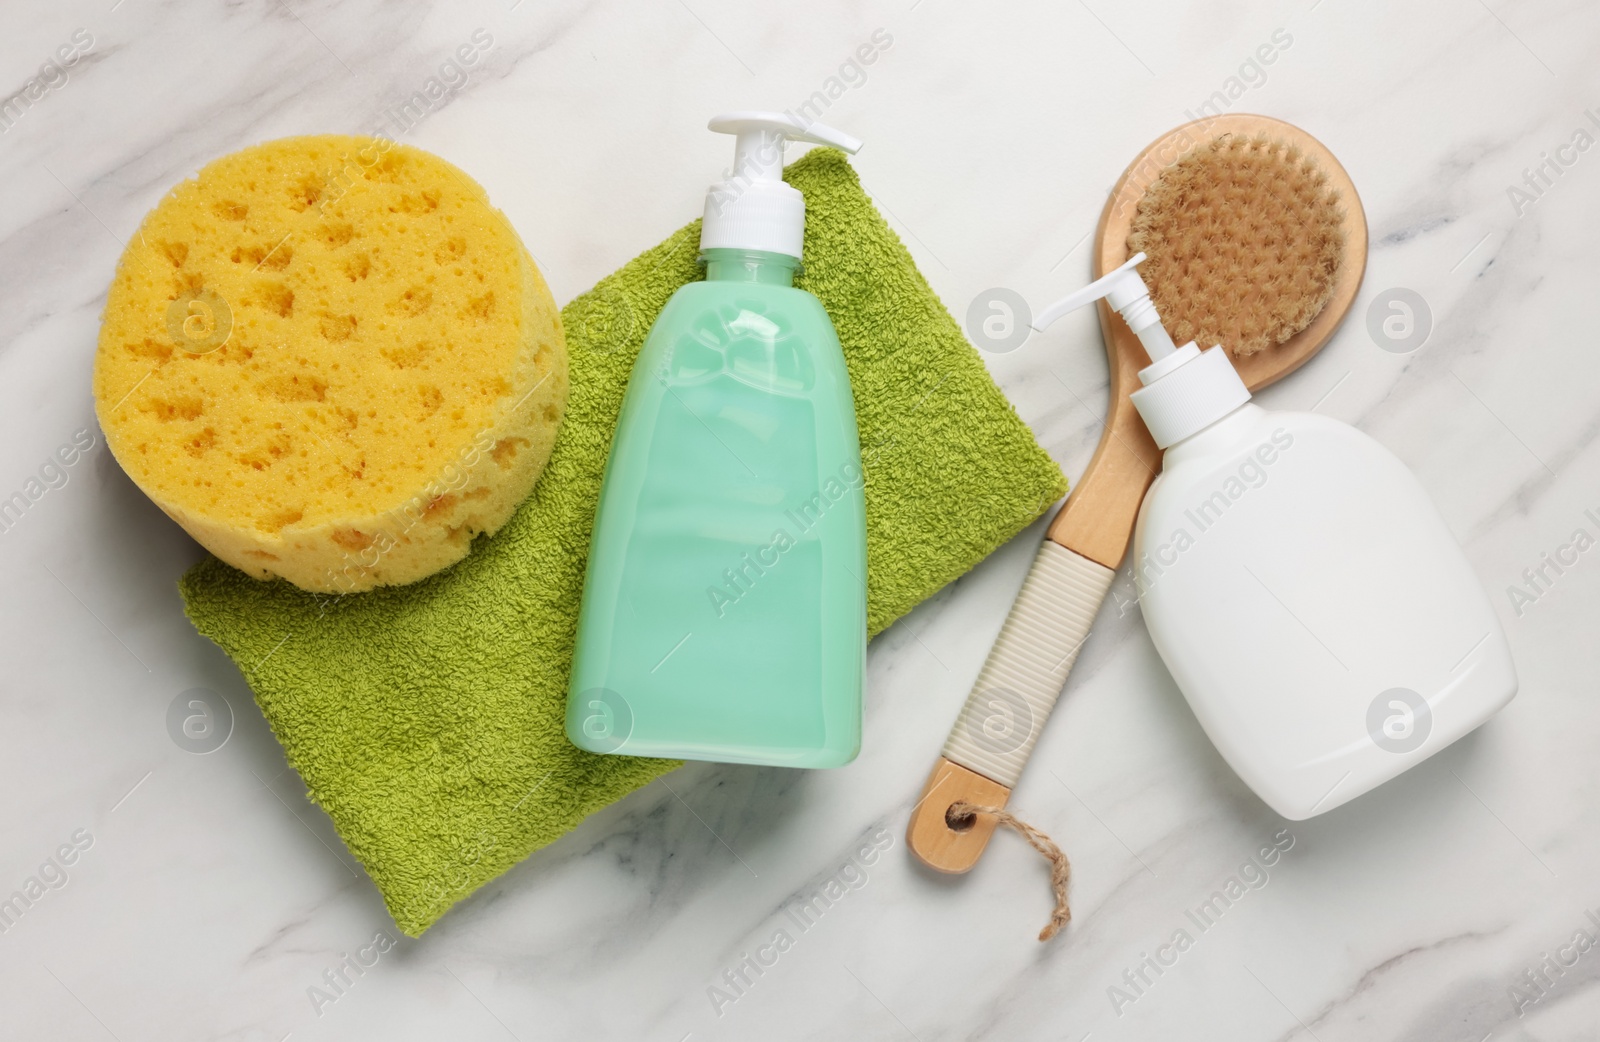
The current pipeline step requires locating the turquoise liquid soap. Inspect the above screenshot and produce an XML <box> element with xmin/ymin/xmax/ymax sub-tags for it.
<box><xmin>567</xmin><ymin>113</ymin><xmax>867</xmax><ymax>767</ymax></box>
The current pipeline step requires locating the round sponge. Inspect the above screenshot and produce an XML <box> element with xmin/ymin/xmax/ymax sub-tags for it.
<box><xmin>94</xmin><ymin>135</ymin><xmax>568</xmax><ymax>593</ymax></box>
<box><xmin>1127</xmin><ymin>133</ymin><xmax>1345</xmax><ymax>357</ymax></box>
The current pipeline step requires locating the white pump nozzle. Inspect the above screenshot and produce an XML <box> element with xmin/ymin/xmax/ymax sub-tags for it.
<box><xmin>709</xmin><ymin>112</ymin><xmax>863</xmax><ymax>178</ymax></box>
<box><xmin>701</xmin><ymin>111</ymin><xmax>862</xmax><ymax>260</ymax></box>
<box><xmin>1032</xmin><ymin>252</ymin><xmax>1253</xmax><ymax>449</ymax></box>
<box><xmin>1031</xmin><ymin>253</ymin><xmax>1177</xmax><ymax>362</ymax></box>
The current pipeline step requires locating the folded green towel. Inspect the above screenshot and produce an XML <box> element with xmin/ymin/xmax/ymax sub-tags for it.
<box><xmin>180</xmin><ymin>148</ymin><xmax>1067</xmax><ymax>936</ymax></box>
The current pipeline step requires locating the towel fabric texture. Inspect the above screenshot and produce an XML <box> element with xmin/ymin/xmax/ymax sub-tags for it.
<box><xmin>180</xmin><ymin>148</ymin><xmax>1068</xmax><ymax>936</ymax></box>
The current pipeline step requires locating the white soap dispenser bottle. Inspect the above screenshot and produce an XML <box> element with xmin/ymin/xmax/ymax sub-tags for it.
<box><xmin>1039</xmin><ymin>255</ymin><xmax>1517</xmax><ymax>819</ymax></box>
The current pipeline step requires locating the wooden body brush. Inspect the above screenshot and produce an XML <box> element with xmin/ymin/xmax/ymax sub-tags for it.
<box><xmin>908</xmin><ymin>114</ymin><xmax>1367</xmax><ymax>875</ymax></box>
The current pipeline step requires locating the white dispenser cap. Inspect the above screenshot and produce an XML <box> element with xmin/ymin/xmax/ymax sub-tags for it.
<box><xmin>700</xmin><ymin>111</ymin><xmax>863</xmax><ymax>260</ymax></box>
<box><xmin>1034</xmin><ymin>253</ymin><xmax>1252</xmax><ymax>449</ymax></box>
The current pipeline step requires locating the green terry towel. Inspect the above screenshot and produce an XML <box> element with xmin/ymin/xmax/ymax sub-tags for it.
<box><xmin>180</xmin><ymin>148</ymin><xmax>1067</xmax><ymax>936</ymax></box>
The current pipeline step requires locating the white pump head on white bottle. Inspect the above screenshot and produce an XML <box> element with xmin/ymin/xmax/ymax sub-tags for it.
<box><xmin>700</xmin><ymin>111</ymin><xmax>863</xmax><ymax>261</ymax></box>
<box><xmin>1034</xmin><ymin>253</ymin><xmax>1252</xmax><ymax>449</ymax></box>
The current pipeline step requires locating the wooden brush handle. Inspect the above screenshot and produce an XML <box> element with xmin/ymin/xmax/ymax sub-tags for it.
<box><xmin>907</xmin><ymin>304</ymin><xmax>1158</xmax><ymax>873</ymax></box>
<box><xmin>907</xmin><ymin>541</ymin><xmax>1114</xmax><ymax>872</ymax></box>
<box><xmin>1043</xmin><ymin>333</ymin><xmax>1163</xmax><ymax>565</ymax></box>
<box><xmin>942</xmin><ymin>542</ymin><xmax>1114</xmax><ymax>782</ymax></box>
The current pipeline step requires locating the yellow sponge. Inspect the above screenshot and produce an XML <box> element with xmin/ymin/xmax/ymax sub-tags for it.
<box><xmin>93</xmin><ymin>135</ymin><xmax>568</xmax><ymax>593</ymax></box>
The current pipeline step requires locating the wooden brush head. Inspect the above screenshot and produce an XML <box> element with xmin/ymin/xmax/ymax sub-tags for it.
<box><xmin>1097</xmin><ymin>114</ymin><xmax>1367</xmax><ymax>393</ymax></box>
<box><xmin>1129</xmin><ymin>132</ymin><xmax>1346</xmax><ymax>357</ymax></box>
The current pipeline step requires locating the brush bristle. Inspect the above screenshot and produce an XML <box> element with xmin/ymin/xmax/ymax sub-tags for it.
<box><xmin>1127</xmin><ymin>133</ymin><xmax>1344</xmax><ymax>357</ymax></box>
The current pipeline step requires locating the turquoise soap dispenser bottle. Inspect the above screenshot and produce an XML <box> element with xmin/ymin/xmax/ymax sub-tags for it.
<box><xmin>567</xmin><ymin>112</ymin><xmax>867</xmax><ymax>767</ymax></box>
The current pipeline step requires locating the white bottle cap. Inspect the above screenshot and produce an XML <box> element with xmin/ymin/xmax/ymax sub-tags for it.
<box><xmin>1127</xmin><ymin>343</ymin><xmax>1252</xmax><ymax>448</ymax></box>
<box><xmin>1033</xmin><ymin>253</ymin><xmax>1251</xmax><ymax>449</ymax></box>
<box><xmin>701</xmin><ymin>111</ymin><xmax>863</xmax><ymax>260</ymax></box>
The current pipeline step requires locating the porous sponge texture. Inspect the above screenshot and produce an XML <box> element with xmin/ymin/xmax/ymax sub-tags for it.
<box><xmin>94</xmin><ymin>135</ymin><xmax>568</xmax><ymax>592</ymax></box>
<box><xmin>1128</xmin><ymin>133</ymin><xmax>1344</xmax><ymax>357</ymax></box>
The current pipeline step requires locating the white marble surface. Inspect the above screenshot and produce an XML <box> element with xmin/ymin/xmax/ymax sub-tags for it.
<box><xmin>3</xmin><ymin>0</ymin><xmax>1599</xmax><ymax>1038</ymax></box>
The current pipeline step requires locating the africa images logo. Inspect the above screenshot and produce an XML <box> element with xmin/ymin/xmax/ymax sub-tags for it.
<box><xmin>574</xmin><ymin>687</ymin><xmax>633</xmax><ymax>753</ymax></box>
<box><xmin>1366</xmin><ymin>688</ymin><xmax>1431</xmax><ymax>754</ymax></box>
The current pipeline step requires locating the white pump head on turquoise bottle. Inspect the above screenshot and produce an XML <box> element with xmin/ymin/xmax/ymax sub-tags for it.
<box><xmin>701</xmin><ymin>112</ymin><xmax>862</xmax><ymax>260</ymax></box>
<box><xmin>1035</xmin><ymin>252</ymin><xmax>1251</xmax><ymax>449</ymax></box>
